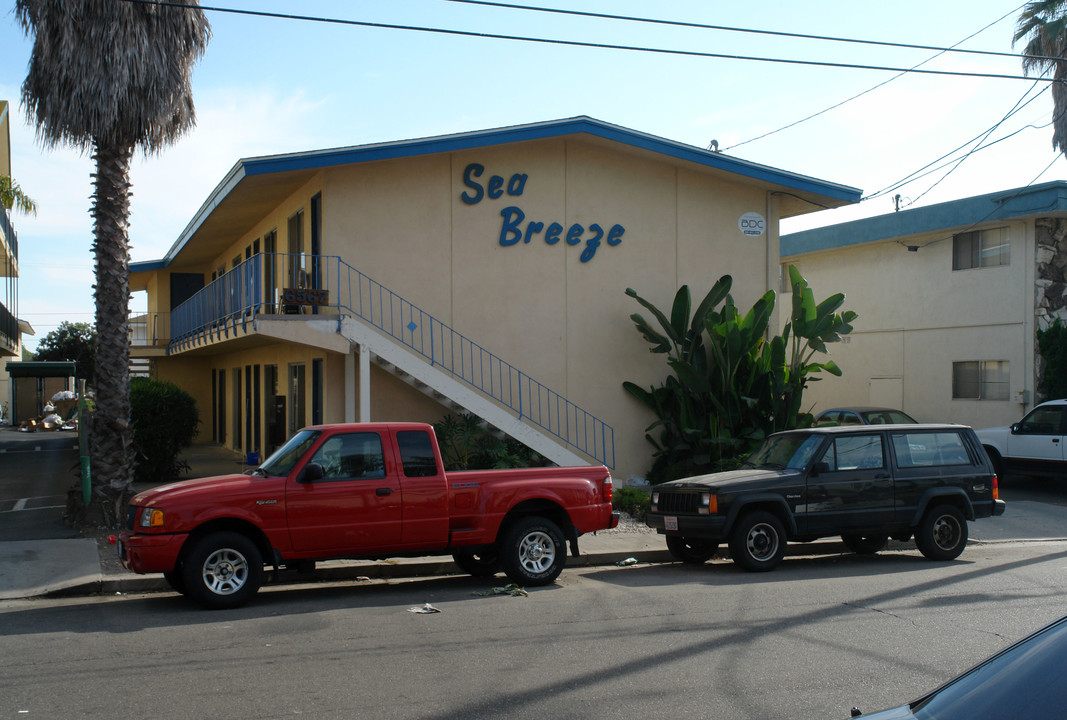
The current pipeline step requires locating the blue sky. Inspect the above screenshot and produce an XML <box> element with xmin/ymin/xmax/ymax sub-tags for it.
<box><xmin>1</xmin><ymin>1</ymin><xmax>1063</xmax><ymax>350</ymax></box>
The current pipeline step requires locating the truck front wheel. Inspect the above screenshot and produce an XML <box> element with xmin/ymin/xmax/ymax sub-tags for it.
<box><xmin>915</xmin><ymin>504</ymin><xmax>968</xmax><ymax>561</ymax></box>
<box><xmin>182</xmin><ymin>531</ymin><xmax>264</xmax><ymax>609</ymax></box>
<box><xmin>500</xmin><ymin>516</ymin><xmax>566</xmax><ymax>586</ymax></box>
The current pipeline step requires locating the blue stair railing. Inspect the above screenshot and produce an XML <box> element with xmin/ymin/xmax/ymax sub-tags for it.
<box><xmin>169</xmin><ymin>253</ymin><xmax>614</xmax><ymax>468</ymax></box>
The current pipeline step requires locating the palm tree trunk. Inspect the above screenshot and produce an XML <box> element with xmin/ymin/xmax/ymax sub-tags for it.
<box><xmin>84</xmin><ymin>141</ymin><xmax>135</xmax><ymax>526</ymax></box>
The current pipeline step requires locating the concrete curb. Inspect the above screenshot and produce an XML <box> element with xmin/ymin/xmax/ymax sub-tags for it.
<box><xmin>43</xmin><ymin>548</ymin><xmax>677</xmax><ymax>599</ymax></box>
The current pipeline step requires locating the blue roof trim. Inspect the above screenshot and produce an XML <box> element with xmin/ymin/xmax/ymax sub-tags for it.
<box><xmin>130</xmin><ymin>259</ymin><xmax>166</xmax><ymax>273</ymax></box>
<box><xmin>147</xmin><ymin>116</ymin><xmax>861</xmax><ymax>268</ymax></box>
<box><xmin>242</xmin><ymin>117</ymin><xmax>861</xmax><ymax>202</ymax></box>
<box><xmin>782</xmin><ymin>181</ymin><xmax>1067</xmax><ymax>257</ymax></box>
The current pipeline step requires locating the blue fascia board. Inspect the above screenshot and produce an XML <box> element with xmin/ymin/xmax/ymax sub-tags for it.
<box><xmin>147</xmin><ymin>116</ymin><xmax>862</xmax><ymax>269</ymax></box>
<box><xmin>130</xmin><ymin>259</ymin><xmax>166</xmax><ymax>273</ymax></box>
<box><xmin>782</xmin><ymin>181</ymin><xmax>1067</xmax><ymax>257</ymax></box>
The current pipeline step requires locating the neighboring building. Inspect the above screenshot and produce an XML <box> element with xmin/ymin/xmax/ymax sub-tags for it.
<box><xmin>130</xmin><ymin>116</ymin><xmax>859</xmax><ymax>480</ymax></box>
<box><xmin>1</xmin><ymin>99</ymin><xmax>28</xmax><ymax>425</ymax></box>
<box><xmin>781</xmin><ymin>181</ymin><xmax>1067</xmax><ymax>430</ymax></box>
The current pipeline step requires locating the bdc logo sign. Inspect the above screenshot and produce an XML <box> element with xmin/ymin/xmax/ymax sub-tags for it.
<box><xmin>738</xmin><ymin>212</ymin><xmax>766</xmax><ymax>237</ymax></box>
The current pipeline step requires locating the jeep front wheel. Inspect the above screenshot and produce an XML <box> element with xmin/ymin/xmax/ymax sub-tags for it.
<box><xmin>915</xmin><ymin>504</ymin><xmax>968</xmax><ymax>561</ymax></box>
<box><xmin>500</xmin><ymin>516</ymin><xmax>566</xmax><ymax>586</ymax></box>
<box><xmin>728</xmin><ymin>511</ymin><xmax>786</xmax><ymax>572</ymax></box>
<box><xmin>182</xmin><ymin>531</ymin><xmax>264</xmax><ymax>609</ymax></box>
<box><xmin>666</xmin><ymin>536</ymin><xmax>718</xmax><ymax>564</ymax></box>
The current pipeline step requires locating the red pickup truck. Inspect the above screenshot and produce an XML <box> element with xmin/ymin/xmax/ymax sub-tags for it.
<box><xmin>118</xmin><ymin>422</ymin><xmax>618</xmax><ymax>609</ymax></box>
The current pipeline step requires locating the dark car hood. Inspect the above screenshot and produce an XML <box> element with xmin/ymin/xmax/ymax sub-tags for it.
<box><xmin>658</xmin><ymin>467</ymin><xmax>803</xmax><ymax>491</ymax></box>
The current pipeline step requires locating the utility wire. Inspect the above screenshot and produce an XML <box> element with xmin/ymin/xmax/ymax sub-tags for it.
<box><xmin>120</xmin><ymin>0</ymin><xmax>1054</xmax><ymax>83</ymax></box>
<box><xmin>442</xmin><ymin>0</ymin><xmax>1044</xmax><ymax>63</ymax></box>
<box><xmin>865</xmin><ymin>79</ymin><xmax>1051</xmax><ymax>202</ymax></box>
<box><xmin>725</xmin><ymin>4</ymin><xmax>1025</xmax><ymax>151</ymax></box>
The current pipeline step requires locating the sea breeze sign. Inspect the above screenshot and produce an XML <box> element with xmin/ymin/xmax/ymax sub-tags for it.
<box><xmin>460</xmin><ymin>162</ymin><xmax>625</xmax><ymax>263</ymax></box>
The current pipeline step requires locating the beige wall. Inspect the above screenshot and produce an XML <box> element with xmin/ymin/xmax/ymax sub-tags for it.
<box><xmin>784</xmin><ymin>219</ymin><xmax>1033</xmax><ymax>430</ymax></box>
<box><xmin>148</xmin><ymin>136</ymin><xmax>787</xmax><ymax>480</ymax></box>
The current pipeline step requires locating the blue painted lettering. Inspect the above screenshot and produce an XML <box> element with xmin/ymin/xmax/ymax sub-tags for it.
<box><xmin>461</xmin><ymin>163</ymin><xmax>485</xmax><ymax>205</ymax></box>
<box><xmin>524</xmin><ymin>221</ymin><xmax>544</xmax><ymax>244</ymax></box>
<box><xmin>566</xmin><ymin>223</ymin><xmax>584</xmax><ymax>246</ymax></box>
<box><xmin>488</xmin><ymin>175</ymin><xmax>504</xmax><ymax>199</ymax></box>
<box><xmin>545</xmin><ymin>223</ymin><xmax>563</xmax><ymax>245</ymax></box>
<box><xmin>580</xmin><ymin>224</ymin><xmax>604</xmax><ymax>263</ymax></box>
<box><xmin>606</xmin><ymin>224</ymin><xmax>625</xmax><ymax>246</ymax></box>
<box><xmin>499</xmin><ymin>206</ymin><xmax>524</xmax><ymax>246</ymax></box>
<box><xmin>507</xmin><ymin>174</ymin><xmax>528</xmax><ymax>196</ymax></box>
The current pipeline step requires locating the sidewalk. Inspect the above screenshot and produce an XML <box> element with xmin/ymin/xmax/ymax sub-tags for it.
<box><xmin>0</xmin><ymin>444</ymin><xmax>674</xmax><ymax>601</ymax></box>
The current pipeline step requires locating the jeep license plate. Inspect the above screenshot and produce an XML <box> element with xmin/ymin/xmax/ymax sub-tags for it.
<box><xmin>665</xmin><ymin>516</ymin><xmax>678</xmax><ymax>531</ymax></box>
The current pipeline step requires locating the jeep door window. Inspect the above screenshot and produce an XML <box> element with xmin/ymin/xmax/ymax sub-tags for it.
<box><xmin>745</xmin><ymin>433</ymin><xmax>823</xmax><ymax>470</ymax></box>
<box><xmin>257</xmin><ymin>429</ymin><xmax>321</xmax><ymax>476</ymax></box>
<box><xmin>820</xmin><ymin>434</ymin><xmax>885</xmax><ymax>471</ymax></box>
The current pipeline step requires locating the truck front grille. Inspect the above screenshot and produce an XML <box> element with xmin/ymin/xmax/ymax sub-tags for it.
<box><xmin>657</xmin><ymin>491</ymin><xmax>701</xmax><ymax>514</ymax></box>
<box><xmin>125</xmin><ymin>505</ymin><xmax>137</xmax><ymax>532</ymax></box>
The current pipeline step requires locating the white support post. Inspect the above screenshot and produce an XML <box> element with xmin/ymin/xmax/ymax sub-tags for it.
<box><xmin>359</xmin><ymin>342</ymin><xmax>371</xmax><ymax>422</ymax></box>
<box><xmin>345</xmin><ymin>351</ymin><xmax>356</xmax><ymax>423</ymax></box>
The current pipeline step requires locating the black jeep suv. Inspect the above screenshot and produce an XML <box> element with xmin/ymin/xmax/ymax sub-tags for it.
<box><xmin>645</xmin><ymin>424</ymin><xmax>1005</xmax><ymax>571</ymax></box>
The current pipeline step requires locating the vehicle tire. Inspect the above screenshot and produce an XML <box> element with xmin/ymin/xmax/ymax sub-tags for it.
<box><xmin>181</xmin><ymin>531</ymin><xmax>264</xmax><ymax>610</ymax></box>
<box><xmin>163</xmin><ymin>568</ymin><xmax>188</xmax><ymax>596</ymax></box>
<box><xmin>666</xmin><ymin>536</ymin><xmax>718</xmax><ymax>564</ymax></box>
<box><xmin>915</xmin><ymin>504</ymin><xmax>968</xmax><ymax>561</ymax></box>
<box><xmin>500</xmin><ymin>516</ymin><xmax>566</xmax><ymax>586</ymax></box>
<box><xmin>728</xmin><ymin>511</ymin><xmax>786</xmax><ymax>572</ymax></box>
<box><xmin>983</xmin><ymin>446</ymin><xmax>1004</xmax><ymax>477</ymax></box>
<box><xmin>841</xmin><ymin>534</ymin><xmax>889</xmax><ymax>555</ymax></box>
<box><xmin>452</xmin><ymin>548</ymin><xmax>500</xmax><ymax>577</ymax></box>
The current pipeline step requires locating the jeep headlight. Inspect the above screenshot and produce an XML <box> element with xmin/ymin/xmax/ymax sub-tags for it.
<box><xmin>139</xmin><ymin>507</ymin><xmax>165</xmax><ymax>528</ymax></box>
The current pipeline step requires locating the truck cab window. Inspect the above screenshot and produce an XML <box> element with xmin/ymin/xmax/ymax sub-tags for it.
<box><xmin>397</xmin><ymin>430</ymin><xmax>440</xmax><ymax>477</ymax></box>
<box><xmin>309</xmin><ymin>432</ymin><xmax>385</xmax><ymax>480</ymax></box>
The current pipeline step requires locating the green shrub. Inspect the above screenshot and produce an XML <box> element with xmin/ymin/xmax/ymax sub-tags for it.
<box><xmin>130</xmin><ymin>377</ymin><xmax>200</xmax><ymax>484</ymax></box>
<box><xmin>1038</xmin><ymin>319</ymin><xmax>1067</xmax><ymax>401</ymax></box>
<box><xmin>613</xmin><ymin>486</ymin><xmax>650</xmax><ymax>521</ymax></box>
<box><xmin>433</xmin><ymin>412</ymin><xmax>548</xmax><ymax>470</ymax></box>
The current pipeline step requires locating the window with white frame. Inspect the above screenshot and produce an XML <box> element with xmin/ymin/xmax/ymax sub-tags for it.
<box><xmin>952</xmin><ymin>227</ymin><xmax>1009</xmax><ymax>270</ymax></box>
<box><xmin>952</xmin><ymin>360</ymin><xmax>1009</xmax><ymax>400</ymax></box>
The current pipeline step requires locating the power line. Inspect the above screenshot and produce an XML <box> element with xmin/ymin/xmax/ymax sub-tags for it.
<box><xmin>725</xmin><ymin>4</ymin><xmax>1026</xmax><ymax>151</ymax></box>
<box><xmin>119</xmin><ymin>0</ymin><xmax>1054</xmax><ymax>83</ymax></box>
<box><xmin>442</xmin><ymin>0</ymin><xmax>1043</xmax><ymax>63</ymax></box>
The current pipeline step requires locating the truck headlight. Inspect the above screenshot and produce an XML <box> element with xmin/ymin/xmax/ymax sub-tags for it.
<box><xmin>139</xmin><ymin>508</ymin><xmax>164</xmax><ymax>528</ymax></box>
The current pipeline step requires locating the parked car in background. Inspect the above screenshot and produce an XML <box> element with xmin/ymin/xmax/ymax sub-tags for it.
<box><xmin>976</xmin><ymin>399</ymin><xmax>1067</xmax><ymax>478</ymax></box>
<box><xmin>849</xmin><ymin>614</ymin><xmax>1067</xmax><ymax>718</ymax></box>
<box><xmin>646</xmin><ymin>424</ymin><xmax>1004</xmax><ymax>571</ymax></box>
<box><xmin>814</xmin><ymin>407</ymin><xmax>917</xmax><ymax>426</ymax></box>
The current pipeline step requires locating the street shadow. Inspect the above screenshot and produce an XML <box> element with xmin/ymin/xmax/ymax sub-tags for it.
<box><xmin>0</xmin><ymin>573</ymin><xmax>561</xmax><ymax>636</ymax></box>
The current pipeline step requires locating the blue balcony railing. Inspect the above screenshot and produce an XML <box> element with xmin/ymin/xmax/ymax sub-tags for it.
<box><xmin>169</xmin><ymin>253</ymin><xmax>615</xmax><ymax>468</ymax></box>
<box><xmin>0</xmin><ymin>299</ymin><xmax>16</xmax><ymax>354</ymax></box>
<box><xmin>0</xmin><ymin>206</ymin><xmax>16</xmax><ymax>264</ymax></box>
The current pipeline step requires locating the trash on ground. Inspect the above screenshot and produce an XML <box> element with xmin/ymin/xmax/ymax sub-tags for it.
<box><xmin>471</xmin><ymin>584</ymin><xmax>529</xmax><ymax>597</ymax></box>
<box><xmin>616</xmin><ymin>557</ymin><xmax>639</xmax><ymax>566</ymax></box>
<box><xmin>407</xmin><ymin>603</ymin><xmax>441</xmax><ymax>614</ymax></box>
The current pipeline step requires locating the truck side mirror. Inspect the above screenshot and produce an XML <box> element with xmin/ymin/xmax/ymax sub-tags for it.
<box><xmin>297</xmin><ymin>462</ymin><xmax>324</xmax><ymax>483</ymax></box>
<box><xmin>811</xmin><ymin>461</ymin><xmax>830</xmax><ymax>476</ymax></box>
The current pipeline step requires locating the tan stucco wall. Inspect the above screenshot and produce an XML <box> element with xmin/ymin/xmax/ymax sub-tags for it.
<box><xmin>148</xmin><ymin>136</ymin><xmax>786</xmax><ymax>479</ymax></box>
<box><xmin>784</xmin><ymin>219</ymin><xmax>1034</xmax><ymax>430</ymax></box>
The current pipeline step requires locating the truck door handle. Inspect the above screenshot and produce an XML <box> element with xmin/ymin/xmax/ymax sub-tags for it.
<box><xmin>376</xmin><ymin>488</ymin><xmax>392</xmax><ymax>496</ymax></box>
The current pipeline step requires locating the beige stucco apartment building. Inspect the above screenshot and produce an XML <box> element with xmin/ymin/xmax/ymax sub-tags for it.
<box><xmin>781</xmin><ymin>182</ymin><xmax>1067</xmax><ymax>430</ymax></box>
<box><xmin>130</xmin><ymin>117</ymin><xmax>859</xmax><ymax>481</ymax></box>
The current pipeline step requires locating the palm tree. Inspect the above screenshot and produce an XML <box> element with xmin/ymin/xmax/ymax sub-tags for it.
<box><xmin>1015</xmin><ymin>1</ymin><xmax>1067</xmax><ymax>155</ymax></box>
<box><xmin>0</xmin><ymin>175</ymin><xmax>37</xmax><ymax>216</ymax></box>
<box><xmin>15</xmin><ymin>0</ymin><xmax>210</xmax><ymax>526</ymax></box>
